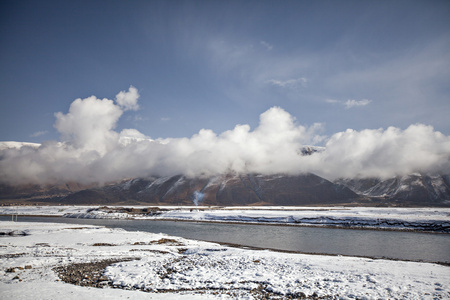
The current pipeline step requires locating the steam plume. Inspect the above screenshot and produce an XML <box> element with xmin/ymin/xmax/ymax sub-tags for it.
<box><xmin>193</xmin><ymin>191</ymin><xmax>205</xmax><ymax>206</ymax></box>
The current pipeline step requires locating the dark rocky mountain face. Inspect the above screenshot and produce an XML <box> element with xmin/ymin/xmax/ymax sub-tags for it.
<box><xmin>2</xmin><ymin>172</ymin><xmax>449</xmax><ymax>207</ymax></box>
<box><xmin>218</xmin><ymin>173</ymin><xmax>358</xmax><ymax>206</ymax></box>
<box><xmin>0</xmin><ymin>182</ymin><xmax>96</xmax><ymax>203</ymax></box>
<box><xmin>335</xmin><ymin>174</ymin><xmax>450</xmax><ymax>206</ymax></box>
<box><xmin>1</xmin><ymin>173</ymin><xmax>360</xmax><ymax>206</ymax></box>
<box><xmin>91</xmin><ymin>173</ymin><xmax>360</xmax><ymax>206</ymax></box>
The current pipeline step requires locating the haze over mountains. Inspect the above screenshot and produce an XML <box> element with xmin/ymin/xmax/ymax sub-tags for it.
<box><xmin>1</xmin><ymin>87</ymin><xmax>449</xmax><ymax>206</ymax></box>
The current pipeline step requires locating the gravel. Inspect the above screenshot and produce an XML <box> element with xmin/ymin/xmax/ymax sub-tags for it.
<box><xmin>53</xmin><ymin>258</ymin><xmax>137</xmax><ymax>288</ymax></box>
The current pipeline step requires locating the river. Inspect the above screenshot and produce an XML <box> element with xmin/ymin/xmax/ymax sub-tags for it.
<box><xmin>2</xmin><ymin>216</ymin><xmax>449</xmax><ymax>264</ymax></box>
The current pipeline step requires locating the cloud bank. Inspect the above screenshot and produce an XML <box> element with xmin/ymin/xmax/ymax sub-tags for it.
<box><xmin>1</xmin><ymin>87</ymin><xmax>449</xmax><ymax>185</ymax></box>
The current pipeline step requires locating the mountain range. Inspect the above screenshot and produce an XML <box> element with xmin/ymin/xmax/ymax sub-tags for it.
<box><xmin>1</xmin><ymin>172</ymin><xmax>449</xmax><ymax>207</ymax></box>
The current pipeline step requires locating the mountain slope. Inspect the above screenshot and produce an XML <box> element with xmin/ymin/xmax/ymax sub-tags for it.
<box><xmin>336</xmin><ymin>174</ymin><xmax>450</xmax><ymax>205</ymax></box>
<box><xmin>2</xmin><ymin>172</ymin><xmax>450</xmax><ymax>207</ymax></box>
<box><xmin>86</xmin><ymin>173</ymin><xmax>360</xmax><ymax>206</ymax></box>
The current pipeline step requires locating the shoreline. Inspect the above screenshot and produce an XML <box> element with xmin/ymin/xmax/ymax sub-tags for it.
<box><xmin>4</xmin><ymin>217</ymin><xmax>448</xmax><ymax>266</ymax></box>
<box><xmin>2</xmin><ymin>213</ymin><xmax>449</xmax><ymax>235</ymax></box>
<box><xmin>194</xmin><ymin>239</ymin><xmax>450</xmax><ymax>267</ymax></box>
<box><xmin>2</xmin><ymin>215</ymin><xmax>449</xmax><ymax>265</ymax></box>
<box><xmin>139</xmin><ymin>217</ymin><xmax>450</xmax><ymax>234</ymax></box>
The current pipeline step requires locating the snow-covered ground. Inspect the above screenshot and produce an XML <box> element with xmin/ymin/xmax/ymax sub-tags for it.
<box><xmin>141</xmin><ymin>206</ymin><xmax>450</xmax><ymax>232</ymax></box>
<box><xmin>1</xmin><ymin>221</ymin><xmax>449</xmax><ymax>299</ymax></box>
<box><xmin>2</xmin><ymin>206</ymin><xmax>450</xmax><ymax>232</ymax></box>
<box><xmin>0</xmin><ymin>205</ymin><xmax>99</xmax><ymax>217</ymax></box>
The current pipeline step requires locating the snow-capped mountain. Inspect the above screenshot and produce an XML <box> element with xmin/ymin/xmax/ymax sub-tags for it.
<box><xmin>335</xmin><ymin>174</ymin><xmax>450</xmax><ymax>205</ymax></box>
<box><xmin>2</xmin><ymin>172</ymin><xmax>450</xmax><ymax>206</ymax></box>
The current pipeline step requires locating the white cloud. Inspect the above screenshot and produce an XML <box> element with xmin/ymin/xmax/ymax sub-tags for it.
<box><xmin>260</xmin><ymin>40</ymin><xmax>273</xmax><ymax>51</ymax></box>
<box><xmin>115</xmin><ymin>86</ymin><xmax>140</xmax><ymax>111</ymax></box>
<box><xmin>52</xmin><ymin>87</ymin><xmax>141</xmax><ymax>156</ymax></box>
<box><xmin>315</xmin><ymin>124</ymin><xmax>450</xmax><ymax>179</ymax></box>
<box><xmin>344</xmin><ymin>99</ymin><xmax>372</xmax><ymax>109</ymax></box>
<box><xmin>325</xmin><ymin>98</ymin><xmax>372</xmax><ymax>109</ymax></box>
<box><xmin>1</xmin><ymin>88</ymin><xmax>449</xmax><ymax>185</ymax></box>
<box><xmin>54</xmin><ymin>96</ymin><xmax>123</xmax><ymax>155</ymax></box>
<box><xmin>133</xmin><ymin>115</ymin><xmax>145</xmax><ymax>122</ymax></box>
<box><xmin>267</xmin><ymin>77</ymin><xmax>308</xmax><ymax>88</ymax></box>
<box><xmin>30</xmin><ymin>130</ymin><xmax>48</xmax><ymax>137</ymax></box>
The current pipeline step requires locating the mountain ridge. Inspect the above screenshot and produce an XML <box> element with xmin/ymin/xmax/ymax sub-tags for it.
<box><xmin>1</xmin><ymin>172</ymin><xmax>449</xmax><ymax>207</ymax></box>
<box><xmin>335</xmin><ymin>174</ymin><xmax>450</xmax><ymax>205</ymax></box>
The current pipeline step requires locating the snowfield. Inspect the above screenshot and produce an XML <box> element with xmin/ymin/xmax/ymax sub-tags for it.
<box><xmin>1</xmin><ymin>205</ymin><xmax>450</xmax><ymax>232</ymax></box>
<box><xmin>1</xmin><ymin>221</ymin><xmax>449</xmax><ymax>299</ymax></box>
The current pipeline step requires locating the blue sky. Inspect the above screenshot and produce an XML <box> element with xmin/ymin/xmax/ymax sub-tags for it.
<box><xmin>1</xmin><ymin>0</ymin><xmax>449</xmax><ymax>143</ymax></box>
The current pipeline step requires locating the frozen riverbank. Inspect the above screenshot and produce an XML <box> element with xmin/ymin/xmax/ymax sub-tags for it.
<box><xmin>1</xmin><ymin>221</ymin><xmax>449</xmax><ymax>299</ymax></box>
<box><xmin>1</xmin><ymin>205</ymin><xmax>450</xmax><ymax>232</ymax></box>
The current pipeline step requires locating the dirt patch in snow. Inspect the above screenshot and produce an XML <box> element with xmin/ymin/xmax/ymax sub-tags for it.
<box><xmin>53</xmin><ymin>258</ymin><xmax>137</xmax><ymax>288</ymax></box>
<box><xmin>150</xmin><ymin>238</ymin><xmax>185</xmax><ymax>246</ymax></box>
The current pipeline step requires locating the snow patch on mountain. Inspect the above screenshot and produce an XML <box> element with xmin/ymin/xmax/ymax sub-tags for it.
<box><xmin>165</xmin><ymin>176</ymin><xmax>186</xmax><ymax>196</ymax></box>
<box><xmin>145</xmin><ymin>176</ymin><xmax>173</xmax><ymax>190</ymax></box>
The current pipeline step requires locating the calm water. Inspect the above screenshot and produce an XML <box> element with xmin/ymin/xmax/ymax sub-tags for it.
<box><xmin>2</xmin><ymin>216</ymin><xmax>449</xmax><ymax>264</ymax></box>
